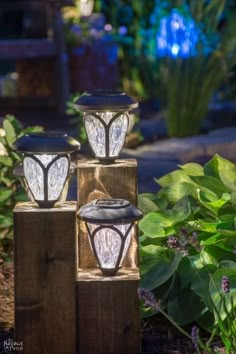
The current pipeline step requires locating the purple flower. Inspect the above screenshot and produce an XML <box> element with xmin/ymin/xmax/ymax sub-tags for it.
<box><xmin>138</xmin><ymin>288</ymin><xmax>160</xmax><ymax>311</ymax></box>
<box><xmin>191</xmin><ymin>326</ymin><xmax>199</xmax><ymax>349</ymax></box>
<box><xmin>104</xmin><ymin>24</ymin><xmax>112</xmax><ymax>32</ymax></box>
<box><xmin>221</xmin><ymin>275</ymin><xmax>230</xmax><ymax>294</ymax></box>
<box><xmin>118</xmin><ymin>26</ymin><xmax>128</xmax><ymax>35</ymax></box>
<box><xmin>180</xmin><ymin>227</ymin><xmax>189</xmax><ymax>236</ymax></box>
<box><xmin>167</xmin><ymin>236</ymin><xmax>180</xmax><ymax>249</ymax></box>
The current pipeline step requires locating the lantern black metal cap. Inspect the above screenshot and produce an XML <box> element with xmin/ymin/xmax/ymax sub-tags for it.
<box><xmin>78</xmin><ymin>198</ymin><xmax>143</xmax><ymax>224</ymax></box>
<box><xmin>12</xmin><ymin>131</ymin><xmax>81</xmax><ymax>154</ymax></box>
<box><xmin>75</xmin><ymin>91</ymin><xmax>138</xmax><ymax>112</ymax></box>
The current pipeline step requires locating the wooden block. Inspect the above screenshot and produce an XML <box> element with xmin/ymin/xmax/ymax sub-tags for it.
<box><xmin>77</xmin><ymin>268</ymin><xmax>140</xmax><ymax>354</ymax></box>
<box><xmin>77</xmin><ymin>159</ymin><xmax>138</xmax><ymax>269</ymax></box>
<box><xmin>14</xmin><ymin>202</ymin><xmax>77</xmax><ymax>354</ymax></box>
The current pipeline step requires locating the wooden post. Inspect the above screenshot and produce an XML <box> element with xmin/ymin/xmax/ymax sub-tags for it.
<box><xmin>77</xmin><ymin>159</ymin><xmax>138</xmax><ymax>269</ymax></box>
<box><xmin>14</xmin><ymin>201</ymin><xmax>77</xmax><ymax>354</ymax></box>
<box><xmin>77</xmin><ymin>159</ymin><xmax>141</xmax><ymax>354</ymax></box>
<box><xmin>77</xmin><ymin>269</ymin><xmax>140</xmax><ymax>354</ymax></box>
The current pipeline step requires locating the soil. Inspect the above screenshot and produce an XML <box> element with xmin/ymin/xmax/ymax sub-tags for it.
<box><xmin>0</xmin><ymin>262</ymin><xmax>226</xmax><ymax>354</ymax></box>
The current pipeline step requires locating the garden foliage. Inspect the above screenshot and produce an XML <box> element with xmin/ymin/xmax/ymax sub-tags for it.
<box><xmin>0</xmin><ymin>115</ymin><xmax>42</xmax><ymax>260</ymax></box>
<box><xmin>138</xmin><ymin>155</ymin><xmax>236</xmax><ymax>338</ymax></box>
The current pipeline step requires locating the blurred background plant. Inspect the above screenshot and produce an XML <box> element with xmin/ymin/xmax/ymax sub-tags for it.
<box><xmin>0</xmin><ymin>115</ymin><xmax>42</xmax><ymax>262</ymax></box>
<box><xmin>77</xmin><ymin>0</ymin><xmax>236</xmax><ymax>137</ymax></box>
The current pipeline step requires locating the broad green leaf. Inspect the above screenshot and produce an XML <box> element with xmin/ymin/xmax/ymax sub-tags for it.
<box><xmin>177</xmin><ymin>257</ymin><xmax>197</xmax><ymax>289</ymax></box>
<box><xmin>0</xmin><ymin>188</ymin><xmax>12</xmax><ymax>202</ymax></box>
<box><xmin>168</xmin><ymin>287</ymin><xmax>207</xmax><ymax>326</ymax></box>
<box><xmin>138</xmin><ymin>194</ymin><xmax>159</xmax><ymax>214</ymax></box>
<box><xmin>140</xmin><ymin>246</ymin><xmax>182</xmax><ymax>290</ymax></box>
<box><xmin>219</xmin><ymin>261</ymin><xmax>236</xmax><ymax>270</ymax></box>
<box><xmin>196</xmin><ymin>311</ymin><xmax>215</xmax><ymax>333</ymax></box>
<box><xmin>205</xmin><ymin>245</ymin><xmax>236</xmax><ymax>263</ymax></box>
<box><xmin>158</xmin><ymin>182</ymin><xmax>197</xmax><ymax>203</ymax></box>
<box><xmin>0</xmin><ymin>156</ymin><xmax>13</xmax><ymax>167</ymax></box>
<box><xmin>198</xmin><ymin>191</ymin><xmax>231</xmax><ymax>215</ymax></box>
<box><xmin>139</xmin><ymin>213</ymin><xmax>165</xmax><ymax>238</ymax></box>
<box><xmin>139</xmin><ymin>202</ymin><xmax>191</xmax><ymax>237</ymax></box>
<box><xmin>191</xmin><ymin>176</ymin><xmax>230</xmax><ymax>196</ymax></box>
<box><xmin>209</xmin><ymin>268</ymin><xmax>236</xmax><ymax>321</ymax></box>
<box><xmin>3</xmin><ymin>119</ymin><xmax>16</xmax><ymax>146</ymax></box>
<box><xmin>195</xmin><ymin>220</ymin><xmax>219</xmax><ymax>233</ymax></box>
<box><xmin>214</xmin><ymin>155</ymin><xmax>236</xmax><ymax>191</ymax></box>
<box><xmin>201</xmin><ymin>233</ymin><xmax>228</xmax><ymax>246</ymax></box>
<box><xmin>179</xmin><ymin>162</ymin><xmax>204</xmax><ymax>176</ymax></box>
<box><xmin>191</xmin><ymin>264</ymin><xmax>217</xmax><ymax>308</ymax></box>
<box><xmin>156</xmin><ymin>170</ymin><xmax>192</xmax><ymax>188</ymax></box>
<box><xmin>203</xmin><ymin>155</ymin><xmax>221</xmax><ymax>178</ymax></box>
<box><xmin>204</xmin><ymin>155</ymin><xmax>236</xmax><ymax>191</ymax></box>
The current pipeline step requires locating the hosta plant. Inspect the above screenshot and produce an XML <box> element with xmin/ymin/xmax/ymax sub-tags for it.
<box><xmin>138</xmin><ymin>154</ymin><xmax>236</xmax><ymax>350</ymax></box>
<box><xmin>0</xmin><ymin>115</ymin><xmax>42</xmax><ymax>261</ymax></box>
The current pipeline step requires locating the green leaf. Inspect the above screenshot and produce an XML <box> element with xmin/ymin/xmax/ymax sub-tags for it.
<box><xmin>204</xmin><ymin>155</ymin><xmax>236</xmax><ymax>191</ymax></box>
<box><xmin>168</xmin><ymin>286</ymin><xmax>207</xmax><ymax>326</ymax></box>
<box><xmin>140</xmin><ymin>246</ymin><xmax>182</xmax><ymax>290</ymax></box>
<box><xmin>3</xmin><ymin>119</ymin><xmax>16</xmax><ymax>146</ymax></box>
<box><xmin>179</xmin><ymin>162</ymin><xmax>204</xmax><ymax>176</ymax></box>
<box><xmin>139</xmin><ymin>202</ymin><xmax>191</xmax><ymax>237</ymax></box>
<box><xmin>156</xmin><ymin>170</ymin><xmax>193</xmax><ymax>188</ymax></box>
<box><xmin>138</xmin><ymin>194</ymin><xmax>159</xmax><ymax>214</ymax></box>
<box><xmin>177</xmin><ymin>257</ymin><xmax>197</xmax><ymax>289</ymax></box>
<box><xmin>191</xmin><ymin>176</ymin><xmax>230</xmax><ymax>196</ymax></box>
<box><xmin>198</xmin><ymin>191</ymin><xmax>231</xmax><ymax>215</ymax></box>
<box><xmin>0</xmin><ymin>156</ymin><xmax>13</xmax><ymax>167</ymax></box>
<box><xmin>191</xmin><ymin>264</ymin><xmax>217</xmax><ymax>308</ymax></box>
<box><xmin>0</xmin><ymin>188</ymin><xmax>12</xmax><ymax>202</ymax></box>
<box><xmin>158</xmin><ymin>182</ymin><xmax>197</xmax><ymax>203</ymax></box>
<box><xmin>201</xmin><ymin>233</ymin><xmax>228</xmax><ymax>246</ymax></box>
<box><xmin>196</xmin><ymin>311</ymin><xmax>215</xmax><ymax>333</ymax></box>
<box><xmin>139</xmin><ymin>212</ymin><xmax>165</xmax><ymax>238</ymax></box>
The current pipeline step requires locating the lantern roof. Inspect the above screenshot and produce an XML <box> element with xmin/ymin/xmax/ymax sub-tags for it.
<box><xmin>13</xmin><ymin>132</ymin><xmax>81</xmax><ymax>154</ymax></box>
<box><xmin>78</xmin><ymin>198</ymin><xmax>143</xmax><ymax>224</ymax></box>
<box><xmin>75</xmin><ymin>91</ymin><xmax>138</xmax><ymax>112</ymax></box>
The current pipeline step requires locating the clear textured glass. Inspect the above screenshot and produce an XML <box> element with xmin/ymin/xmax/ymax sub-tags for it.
<box><xmin>23</xmin><ymin>154</ymin><xmax>69</xmax><ymax>201</ymax></box>
<box><xmin>24</xmin><ymin>156</ymin><xmax>44</xmax><ymax>200</ymax></box>
<box><xmin>109</xmin><ymin>114</ymin><xmax>128</xmax><ymax>157</ymax></box>
<box><xmin>84</xmin><ymin>112</ymin><xmax>128</xmax><ymax>158</ymax></box>
<box><xmin>47</xmin><ymin>157</ymin><xmax>69</xmax><ymax>200</ymax></box>
<box><xmin>88</xmin><ymin>224</ymin><xmax>132</xmax><ymax>269</ymax></box>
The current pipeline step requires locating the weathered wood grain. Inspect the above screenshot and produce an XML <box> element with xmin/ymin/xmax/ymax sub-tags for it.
<box><xmin>77</xmin><ymin>159</ymin><xmax>138</xmax><ymax>269</ymax></box>
<box><xmin>14</xmin><ymin>202</ymin><xmax>77</xmax><ymax>354</ymax></box>
<box><xmin>77</xmin><ymin>268</ymin><xmax>140</xmax><ymax>354</ymax></box>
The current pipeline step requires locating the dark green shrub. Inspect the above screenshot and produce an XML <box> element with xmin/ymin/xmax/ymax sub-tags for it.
<box><xmin>138</xmin><ymin>155</ymin><xmax>236</xmax><ymax>337</ymax></box>
<box><xmin>0</xmin><ymin>115</ymin><xmax>42</xmax><ymax>261</ymax></box>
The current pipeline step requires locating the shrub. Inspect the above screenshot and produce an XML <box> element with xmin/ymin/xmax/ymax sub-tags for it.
<box><xmin>0</xmin><ymin>115</ymin><xmax>42</xmax><ymax>261</ymax></box>
<box><xmin>138</xmin><ymin>154</ymin><xmax>236</xmax><ymax>338</ymax></box>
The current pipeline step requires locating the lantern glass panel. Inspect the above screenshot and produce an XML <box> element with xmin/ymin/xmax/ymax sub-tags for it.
<box><xmin>24</xmin><ymin>156</ymin><xmax>44</xmax><ymax>200</ymax></box>
<box><xmin>23</xmin><ymin>154</ymin><xmax>69</xmax><ymax>201</ymax></box>
<box><xmin>84</xmin><ymin>112</ymin><xmax>128</xmax><ymax>158</ymax></box>
<box><xmin>109</xmin><ymin>114</ymin><xmax>128</xmax><ymax>157</ymax></box>
<box><xmin>47</xmin><ymin>157</ymin><xmax>69</xmax><ymax>200</ymax></box>
<box><xmin>88</xmin><ymin>223</ymin><xmax>132</xmax><ymax>269</ymax></box>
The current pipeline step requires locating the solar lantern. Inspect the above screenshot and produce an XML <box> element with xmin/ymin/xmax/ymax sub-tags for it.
<box><xmin>13</xmin><ymin>132</ymin><xmax>80</xmax><ymax>208</ymax></box>
<box><xmin>78</xmin><ymin>198</ymin><xmax>143</xmax><ymax>276</ymax></box>
<box><xmin>75</xmin><ymin>91</ymin><xmax>138</xmax><ymax>164</ymax></box>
